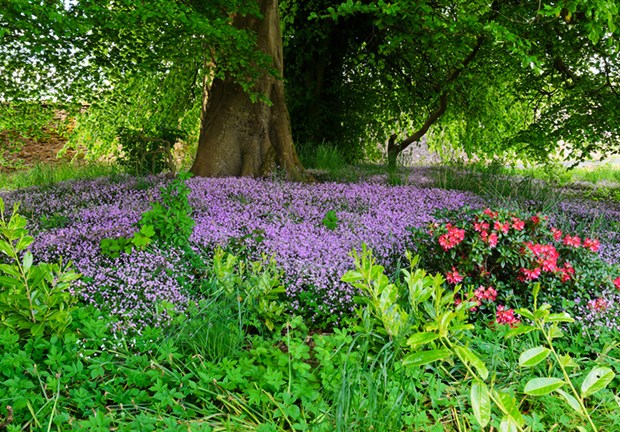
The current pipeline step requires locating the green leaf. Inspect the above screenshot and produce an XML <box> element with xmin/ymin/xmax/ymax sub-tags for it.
<box><xmin>546</xmin><ymin>312</ymin><xmax>574</xmax><ymax>323</ymax></box>
<box><xmin>22</xmin><ymin>251</ymin><xmax>34</xmax><ymax>273</ymax></box>
<box><xmin>519</xmin><ymin>346</ymin><xmax>551</xmax><ymax>368</ymax></box>
<box><xmin>505</xmin><ymin>325</ymin><xmax>536</xmax><ymax>338</ymax></box>
<box><xmin>555</xmin><ymin>389</ymin><xmax>583</xmax><ymax>414</ymax></box>
<box><xmin>140</xmin><ymin>224</ymin><xmax>156</xmax><ymax>237</ymax></box>
<box><xmin>471</xmin><ymin>380</ymin><xmax>490</xmax><ymax>428</ymax></box>
<box><xmin>341</xmin><ymin>271</ymin><xmax>362</xmax><ymax>283</ymax></box>
<box><xmin>406</xmin><ymin>332</ymin><xmax>439</xmax><ymax>349</ymax></box>
<box><xmin>494</xmin><ymin>390</ymin><xmax>524</xmax><ymax>426</ymax></box>
<box><xmin>524</xmin><ymin>377</ymin><xmax>565</xmax><ymax>396</ymax></box>
<box><xmin>16</xmin><ymin>235</ymin><xmax>34</xmax><ymax>252</ymax></box>
<box><xmin>515</xmin><ymin>308</ymin><xmax>534</xmax><ymax>321</ymax></box>
<box><xmin>402</xmin><ymin>349</ymin><xmax>452</xmax><ymax>367</ymax></box>
<box><xmin>499</xmin><ymin>416</ymin><xmax>520</xmax><ymax>432</ymax></box>
<box><xmin>581</xmin><ymin>367</ymin><xmax>615</xmax><ymax>398</ymax></box>
<box><xmin>454</xmin><ymin>345</ymin><xmax>488</xmax><ymax>380</ymax></box>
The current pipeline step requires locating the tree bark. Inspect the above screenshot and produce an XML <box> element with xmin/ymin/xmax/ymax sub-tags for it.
<box><xmin>190</xmin><ymin>0</ymin><xmax>310</xmax><ymax>181</ymax></box>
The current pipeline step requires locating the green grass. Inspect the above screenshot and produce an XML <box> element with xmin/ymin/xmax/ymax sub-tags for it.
<box><xmin>0</xmin><ymin>161</ymin><xmax>120</xmax><ymax>190</ymax></box>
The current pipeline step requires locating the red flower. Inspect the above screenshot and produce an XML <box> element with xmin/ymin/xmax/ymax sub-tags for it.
<box><xmin>551</xmin><ymin>227</ymin><xmax>563</xmax><ymax>241</ymax></box>
<box><xmin>496</xmin><ymin>305</ymin><xmax>520</xmax><ymax>327</ymax></box>
<box><xmin>587</xmin><ymin>298</ymin><xmax>608</xmax><ymax>312</ymax></box>
<box><xmin>439</xmin><ymin>224</ymin><xmax>466</xmax><ymax>251</ymax></box>
<box><xmin>446</xmin><ymin>267</ymin><xmax>464</xmax><ymax>284</ymax></box>
<box><xmin>614</xmin><ymin>277</ymin><xmax>620</xmax><ymax>290</ymax></box>
<box><xmin>520</xmin><ymin>267</ymin><xmax>541</xmax><ymax>280</ymax></box>
<box><xmin>494</xmin><ymin>221</ymin><xmax>510</xmax><ymax>234</ymax></box>
<box><xmin>487</xmin><ymin>232</ymin><xmax>498</xmax><ymax>248</ymax></box>
<box><xmin>541</xmin><ymin>259</ymin><xmax>557</xmax><ymax>272</ymax></box>
<box><xmin>563</xmin><ymin>235</ymin><xmax>581</xmax><ymax>248</ymax></box>
<box><xmin>531</xmin><ymin>215</ymin><xmax>541</xmax><ymax>224</ymax></box>
<box><xmin>483</xmin><ymin>208</ymin><xmax>498</xmax><ymax>218</ymax></box>
<box><xmin>474</xmin><ymin>220</ymin><xmax>490</xmax><ymax>232</ymax></box>
<box><xmin>583</xmin><ymin>238</ymin><xmax>600</xmax><ymax>252</ymax></box>
<box><xmin>474</xmin><ymin>286</ymin><xmax>497</xmax><ymax>302</ymax></box>
<box><xmin>559</xmin><ymin>262</ymin><xmax>575</xmax><ymax>282</ymax></box>
<box><xmin>511</xmin><ymin>217</ymin><xmax>525</xmax><ymax>231</ymax></box>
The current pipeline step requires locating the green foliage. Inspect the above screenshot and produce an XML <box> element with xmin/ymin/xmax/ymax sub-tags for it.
<box><xmin>0</xmin><ymin>162</ymin><xmax>120</xmax><ymax>191</ymax></box>
<box><xmin>510</xmin><ymin>285</ymin><xmax>616</xmax><ymax>432</ymax></box>
<box><xmin>342</xmin><ymin>247</ymin><xmax>620</xmax><ymax>431</ymax></box>
<box><xmin>99</xmin><ymin>173</ymin><xmax>194</xmax><ymax>257</ymax></box>
<box><xmin>322</xmin><ymin>210</ymin><xmax>339</xmax><ymax>231</ymax></box>
<box><xmin>0</xmin><ymin>198</ymin><xmax>80</xmax><ymax>338</ymax></box>
<box><xmin>410</xmin><ymin>207</ymin><xmax>620</xmax><ymax>312</ymax></box>
<box><xmin>99</xmin><ymin>225</ymin><xmax>155</xmax><ymax>259</ymax></box>
<box><xmin>116</xmin><ymin>127</ymin><xmax>185</xmax><ymax>175</ymax></box>
<box><xmin>138</xmin><ymin>172</ymin><xmax>194</xmax><ymax>249</ymax></box>
<box><xmin>203</xmin><ymin>248</ymin><xmax>287</xmax><ymax>333</ymax></box>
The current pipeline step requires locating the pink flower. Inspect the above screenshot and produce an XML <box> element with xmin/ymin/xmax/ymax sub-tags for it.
<box><xmin>483</xmin><ymin>208</ymin><xmax>498</xmax><ymax>218</ymax></box>
<box><xmin>439</xmin><ymin>224</ymin><xmax>466</xmax><ymax>251</ymax></box>
<box><xmin>614</xmin><ymin>277</ymin><xmax>620</xmax><ymax>290</ymax></box>
<box><xmin>559</xmin><ymin>262</ymin><xmax>575</xmax><ymax>283</ymax></box>
<box><xmin>551</xmin><ymin>227</ymin><xmax>563</xmax><ymax>241</ymax></box>
<box><xmin>587</xmin><ymin>298</ymin><xmax>608</xmax><ymax>312</ymax></box>
<box><xmin>474</xmin><ymin>286</ymin><xmax>497</xmax><ymax>302</ymax></box>
<box><xmin>487</xmin><ymin>232</ymin><xmax>498</xmax><ymax>248</ymax></box>
<box><xmin>496</xmin><ymin>305</ymin><xmax>520</xmax><ymax>327</ymax></box>
<box><xmin>494</xmin><ymin>221</ymin><xmax>510</xmax><ymax>234</ymax></box>
<box><xmin>520</xmin><ymin>267</ymin><xmax>541</xmax><ymax>280</ymax></box>
<box><xmin>583</xmin><ymin>238</ymin><xmax>600</xmax><ymax>252</ymax></box>
<box><xmin>541</xmin><ymin>259</ymin><xmax>557</xmax><ymax>272</ymax></box>
<box><xmin>563</xmin><ymin>235</ymin><xmax>581</xmax><ymax>248</ymax></box>
<box><xmin>511</xmin><ymin>217</ymin><xmax>525</xmax><ymax>231</ymax></box>
<box><xmin>474</xmin><ymin>220</ymin><xmax>490</xmax><ymax>232</ymax></box>
<box><xmin>446</xmin><ymin>267</ymin><xmax>464</xmax><ymax>284</ymax></box>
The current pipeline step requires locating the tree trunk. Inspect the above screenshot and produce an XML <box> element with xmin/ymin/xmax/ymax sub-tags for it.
<box><xmin>190</xmin><ymin>0</ymin><xmax>310</xmax><ymax>181</ymax></box>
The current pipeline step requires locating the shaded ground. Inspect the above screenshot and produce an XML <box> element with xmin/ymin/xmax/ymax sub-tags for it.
<box><xmin>0</xmin><ymin>130</ymin><xmax>76</xmax><ymax>172</ymax></box>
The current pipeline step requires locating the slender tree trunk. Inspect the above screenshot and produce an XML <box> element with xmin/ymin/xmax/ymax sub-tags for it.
<box><xmin>190</xmin><ymin>0</ymin><xmax>310</xmax><ymax>181</ymax></box>
<box><xmin>387</xmin><ymin>36</ymin><xmax>486</xmax><ymax>169</ymax></box>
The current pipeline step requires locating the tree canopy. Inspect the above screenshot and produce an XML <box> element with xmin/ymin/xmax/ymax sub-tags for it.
<box><xmin>1</xmin><ymin>0</ymin><xmax>619</xmax><ymax>173</ymax></box>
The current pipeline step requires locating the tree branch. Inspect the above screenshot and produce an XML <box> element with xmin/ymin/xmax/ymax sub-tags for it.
<box><xmin>392</xmin><ymin>35</ymin><xmax>485</xmax><ymax>156</ymax></box>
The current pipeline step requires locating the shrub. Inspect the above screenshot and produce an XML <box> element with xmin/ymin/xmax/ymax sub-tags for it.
<box><xmin>0</xmin><ymin>198</ymin><xmax>80</xmax><ymax>338</ymax></box>
<box><xmin>409</xmin><ymin>207</ymin><xmax>620</xmax><ymax>314</ymax></box>
<box><xmin>116</xmin><ymin>126</ymin><xmax>184</xmax><ymax>175</ymax></box>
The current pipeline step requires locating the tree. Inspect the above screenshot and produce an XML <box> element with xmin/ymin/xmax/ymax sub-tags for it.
<box><xmin>284</xmin><ymin>0</ymin><xmax>620</xmax><ymax>166</ymax></box>
<box><xmin>190</xmin><ymin>0</ymin><xmax>308</xmax><ymax>180</ymax></box>
<box><xmin>1</xmin><ymin>0</ymin><xmax>619</xmax><ymax>175</ymax></box>
<box><xmin>1</xmin><ymin>0</ymin><xmax>310</xmax><ymax>179</ymax></box>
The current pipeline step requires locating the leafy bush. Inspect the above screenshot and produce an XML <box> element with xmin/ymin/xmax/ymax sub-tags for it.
<box><xmin>409</xmin><ymin>207</ymin><xmax>620</xmax><ymax>313</ymax></box>
<box><xmin>116</xmin><ymin>126</ymin><xmax>184</xmax><ymax>175</ymax></box>
<box><xmin>138</xmin><ymin>172</ymin><xmax>194</xmax><ymax>249</ymax></box>
<box><xmin>342</xmin><ymin>247</ymin><xmax>619</xmax><ymax>431</ymax></box>
<box><xmin>99</xmin><ymin>172</ymin><xmax>194</xmax><ymax>257</ymax></box>
<box><xmin>0</xmin><ymin>198</ymin><xmax>80</xmax><ymax>338</ymax></box>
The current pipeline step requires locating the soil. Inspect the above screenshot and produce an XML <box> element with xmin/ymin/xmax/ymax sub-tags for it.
<box><xmin>0</xmin><ymin>129</ymin><xmax>77</xmax><ymax>173</ymax></box>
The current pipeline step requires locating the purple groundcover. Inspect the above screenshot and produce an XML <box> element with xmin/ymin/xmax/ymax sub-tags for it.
<box><xmin>2</xmin><ymin>174</ymin><xmax>618</xmax><ymax>329</ymax></box>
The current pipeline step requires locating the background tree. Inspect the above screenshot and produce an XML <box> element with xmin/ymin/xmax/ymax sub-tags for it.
<box><xmin>1</xmin><ymin>0</ymin><xmax>309</xmax><ymax>179</ymax></box>
<box><xmin>1</xmin><ymin>0</ymin><xmax>619</xmax><ymax>175</ymax></box>
<box><xmin>284</xmin><ymin>0</ymin><xmax>619</xmax><ymax>166</ymax></box>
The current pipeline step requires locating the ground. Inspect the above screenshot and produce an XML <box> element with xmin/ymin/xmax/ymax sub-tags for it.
<box><xmin>0</xmin><ymin>130</ymin><xmax>77</xmax><ymax>172</ymax></box>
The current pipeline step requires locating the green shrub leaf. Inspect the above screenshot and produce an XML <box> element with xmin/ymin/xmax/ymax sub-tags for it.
<box><xmin>406</xmin><ymin>332</ymin><xmax>439</xmax><ymax>349</ymax></box>
<box><xmin>581</xmin><ymin>367</ymin><xmax>615</xmax><ymax>398</ymax></box>
<box><xmin>555</xmin><ymin>389</ymin><xmax>583</xmax><ymax>414</ymax></box>
<box><xmin>524</xmin><ymin>377</ymin><xmax>565</xmax><ymax>396</ymax></box>
<box><xmin>519</xmin><ymin>346</ymin><xmax>551</xmax><ymax>368</ymax></box>
<box><xmin>402</xmin><ymin>349</ymin><xmax>452</xmax><ymax>367</ymax></box>
<box><xmin>455</xmin><ymin>345</ymin><xmax>488</xmax><ymax>380</ymax></box>
<box><xmin>471</xmin><ymin>380</ymin><xmax>490</xmax><ymax>427</ymax></box>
